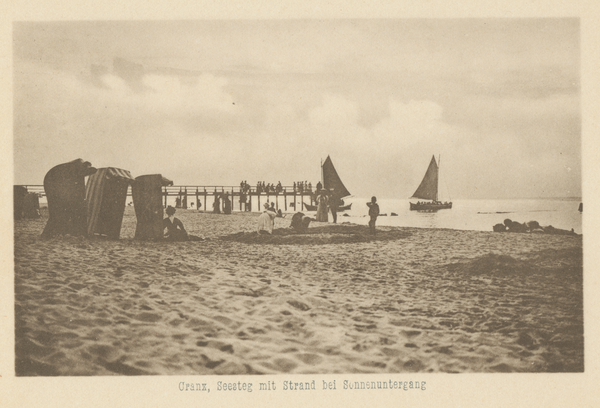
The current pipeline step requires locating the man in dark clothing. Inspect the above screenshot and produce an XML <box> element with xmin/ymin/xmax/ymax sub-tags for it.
<box><xmin>367</xmin><ymin>196</ymin><xmax>379</xmax><ymax>235</ymax></box>
<box><xmin>213</xmin><ymin>194</ymin><xmax>221</xmax><ymax>214</ymax></box>
<box><xmin>329</xmin><ymin>190</ymin><xmax>340</xmax><ymax>223</ymax></box>
<box><xmin>222</xmin><ymin>193</ymin><xmax>232</xmax><ymax>214</ymax></box>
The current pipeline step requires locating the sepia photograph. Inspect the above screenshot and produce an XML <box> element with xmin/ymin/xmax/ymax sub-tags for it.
<box><xmin>3</xmin><ymin>2</ymin><xmax>599</xmax><ymax>407</ymax></box>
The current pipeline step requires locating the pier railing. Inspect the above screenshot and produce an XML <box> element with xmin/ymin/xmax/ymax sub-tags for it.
<box><xmin>15</xmin><ymin>184</ymin><xmax>318</xmax><ymax>212</ymax></box>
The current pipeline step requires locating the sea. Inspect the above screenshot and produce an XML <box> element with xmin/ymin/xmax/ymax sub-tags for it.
<box><xmin>108</xmin><ymin>194</ymin><xmax>583</xmax><ymax>235</ymax></box>
<box><xmin>218</xmin><ymin>196</ymin><xmax>583</xmax><ymax>234</ymax></box>
<box><xmin>235</xmin><ymin>196</ymin><xmax>582</xmax><ymax>234</ymax></box>
<box><xmin>333</xmin><ymin>197</ymin><xmax>583</xmax><ymax>234</ymax></box>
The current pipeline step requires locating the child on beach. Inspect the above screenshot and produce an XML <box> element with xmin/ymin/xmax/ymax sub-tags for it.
<box><xmin>367</xmin><ymin>196</ymin><xmax>379</xmax><ymax>235</ymax></box>
<box><xmin>269</xmin><ymin>202</ymin><xmax>284</xmax><ymax>218</ymax></box>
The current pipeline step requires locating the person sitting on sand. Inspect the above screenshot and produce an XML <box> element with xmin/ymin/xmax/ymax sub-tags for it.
<box><xmin>541</xmin><ymin>225</ymin><xmax>577</xmax><ymax>235</ymax></box>
<box><xmin>525</xmin><ymin>220</ymin><xmax>545</xmax><ymax>233</ymax></box>
<box><xmin>504</xmin><ymin>218</ymin><xmax>527</xmax><ymax>233</ymax></box>
<box><xmin>163</xmin><ymin>206</ymin><xmax>204</xmax><ymax>241</ymax></box>
<box><xmin>493</xmin><ymin>223</ymin><xmax>506</xmax><ymax>232</ymax></box>
<box><xmin>163</xmin><ymin>206</ymin><xmax>189</xmax><ymax>241</ymax></box>
<box><xmin>268</xmin><ymin>202</ymin><xmax>284</xmax><ymax>218</ymax></box>
<box><xmin>367</xmin><ymin>196</ymin><xmax>380</xmax><ymax>235</ymax></box>
<box><xmin>290</xmin><ymin>212</ymin><xmax>313</xmax><ymax>233</ymax></box>
<box><xmin>257</xmin><ymin>203</ymin><xmax>277</xmax><ymax>235</ymax></box>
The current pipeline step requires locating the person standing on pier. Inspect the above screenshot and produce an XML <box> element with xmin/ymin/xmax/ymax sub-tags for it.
<box><xmin>367</xmin><ymin>196</ymin><xmax>379</xmax><ymax>235</ymax></box>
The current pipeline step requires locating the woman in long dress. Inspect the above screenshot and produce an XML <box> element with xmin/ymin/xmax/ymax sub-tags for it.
<box><xmin>316</xmin><ymin>190</ymin><xmax>328</xmax><ymax>222</ymax></box>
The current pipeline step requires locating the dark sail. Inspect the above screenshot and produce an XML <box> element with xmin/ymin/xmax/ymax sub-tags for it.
<box><xmin>411</xmin><ymin>155</ymin><xmax>438</xmax><ymax>201</ymax></box>
<box><xmin>322</xmin><ymin>156</ymin><xmax>351</xmax><ymax>198</ymax></box>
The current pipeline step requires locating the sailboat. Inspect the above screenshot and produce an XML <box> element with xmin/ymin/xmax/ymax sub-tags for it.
<box><xmin>409</xmin><ymin>155</ymin><xmax>452</xmax><ymax>211</ymax></box>
<box><xmin>303</xmin><ymin>156</ymin><xmax>352</xmax><ymax>211</ymax></box>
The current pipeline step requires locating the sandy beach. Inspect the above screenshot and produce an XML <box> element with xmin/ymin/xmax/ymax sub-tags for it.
<box><xmin>14</xmin><ymin>208</ymin><xmax>583</xmax><ymax>375</ymax></box>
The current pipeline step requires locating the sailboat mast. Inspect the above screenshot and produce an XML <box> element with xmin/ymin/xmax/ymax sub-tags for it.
<box><xmin>437</xmin><ymin>154</ymin><xmax>440</xmax><ymax>202</ymax></box>
<box><xmin>321</xmin><ymin>159</ymin><xmax>324</xmax><ymax>185</ymax></box>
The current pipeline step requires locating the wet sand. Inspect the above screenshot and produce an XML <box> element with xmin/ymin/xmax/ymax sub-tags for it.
<box><xmin>14</xmin><ymin>208</ymin><xmax>583</xmax><ymax>375</ymax></box>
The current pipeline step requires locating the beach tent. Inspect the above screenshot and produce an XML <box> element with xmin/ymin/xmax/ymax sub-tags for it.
<box><xmin>85</xmin><ymin>167</ymin><xmax>136</xmax><ymax>239</ymax></box>
<box><xmin>23</xmin><ymin>193</ymin><xmax>41</xmax><ymax>218</ymax></box>
<box><xmin>14</xmin><ymin>186</ymin><xmax>27</xmax><ymax>220</ymax></box>
<box><xmin>42</xmin><ymin>159</ymin><xmax>97</xmax><ymax>237</ymax></box>
<box><xmin>15</xmin><ymin>186</ymin><xmax>41</xmax><ymax>219</ymax></box>
<box><xmin>132</xmin><ymin>174</ymin><xmax>173</xmax><ymax>240</ymax></box>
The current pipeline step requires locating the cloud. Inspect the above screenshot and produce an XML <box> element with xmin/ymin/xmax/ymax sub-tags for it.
<box><xmin>98</xmin><ymin>72</ymin><xmax>235</xmax><ymax>116</ymax></box>
<box><xmin>309</xmin><ymin>93</ymin><xmax>359</xmax><ymax>125</ymax></box>
<box><xmin>12</xmin><ymin>19</ymin><xmax>580</xmax><ymax>199</ymax></box>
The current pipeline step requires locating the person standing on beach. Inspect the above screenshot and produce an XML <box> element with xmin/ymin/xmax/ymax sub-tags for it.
<box><xmin>316</xmin><ymin>189</ymin><xmax>329</xmax><ymax>222</ymax></box>
<box><xmin>329</xmin><ymin>189</ymin><xmax>340</xmax><ymax>224</ymax></box>
<box><xmin>213</xmin><ymin>194</ymin><xmax>221</xmax><ymax>214</ymax></box>
<box><xmin>367</xmin><ymin>196</ymin><xmax>379</xmax><ymax>235</ymax></box>
<box><xmin>222</xmin><ymin>193</ymin><xmax>232</xmax><ymax>214</ymax></box>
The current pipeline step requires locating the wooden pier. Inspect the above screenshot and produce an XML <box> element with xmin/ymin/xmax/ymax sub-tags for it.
<box><xmin>15</xmin><ymin>184</ymin><xmax>318</xmax><ymax>213</ymax></box>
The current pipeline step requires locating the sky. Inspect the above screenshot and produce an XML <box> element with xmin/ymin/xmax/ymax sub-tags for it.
<box><xmin>12</xmin><ymin>19</ymin><xmax>581</xmax><ymax>199</ymax></box>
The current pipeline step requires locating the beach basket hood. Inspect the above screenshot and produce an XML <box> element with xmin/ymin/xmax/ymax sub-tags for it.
<box><xmin>41</xmin><ymin>158</ymin><xmax>97</xmax><ymax>237</ymax></box>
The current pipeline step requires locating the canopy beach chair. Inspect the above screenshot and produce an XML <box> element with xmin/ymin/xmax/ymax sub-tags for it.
<box><xmin>132</xmin><ymin>174</ymin><xmax>173</xmax><ymax>240</ymax></box>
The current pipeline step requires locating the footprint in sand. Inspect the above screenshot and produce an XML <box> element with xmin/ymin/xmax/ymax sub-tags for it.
<box><xmin>265</xmin><ymin>358</ymin><xmax>297</xmax><ymax>373</ymax></box>
<box><xmin>196</xmin><ymin>340</ymin><xmax>235</xmax><ymax>354</ymax></box>
<box><xmin>287</xmin><ymin>300</ymin><xmax>310</xmax><ymax>311</ymax></box>
<box><xmin>295</xmin><ymin>353</ymin><xmax>323</xmax><ymax>365</ymax></box>
<box><xmin>87</xmin><ymin>344</ymin><xmax>123</xmax><ymax>362</ymax></box>
<box><xmin>134</xmin><ymin>312</ymin><xmax>162</xmax><ymax>322</ymax></box>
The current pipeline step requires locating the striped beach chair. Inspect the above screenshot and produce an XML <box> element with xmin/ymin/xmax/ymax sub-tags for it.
<box><xmin>85</xmin><ymin>167</ymin><xmax>136</xmax><ymax>239</ymax></box>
